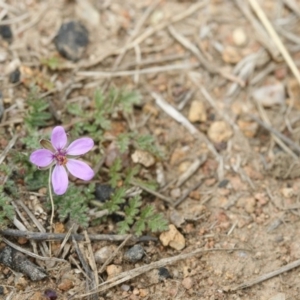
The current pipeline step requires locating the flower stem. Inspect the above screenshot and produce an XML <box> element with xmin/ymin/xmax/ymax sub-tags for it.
<box><xmin>48</xmin><ymin>166</ymin><xmax>54</xmax><ymax>230</ymax></box>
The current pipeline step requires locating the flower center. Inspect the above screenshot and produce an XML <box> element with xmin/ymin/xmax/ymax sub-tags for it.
<box><xmin>54</xmin><ymin>150</ymin><xmax>68</xmax><ymax>166</ymax></box>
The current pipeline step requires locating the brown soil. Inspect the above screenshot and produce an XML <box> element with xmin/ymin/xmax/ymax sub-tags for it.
<box><xmin>1</xmin><ymin>0</ymin><xmax>300</xmax><ymax>299</ymax></box>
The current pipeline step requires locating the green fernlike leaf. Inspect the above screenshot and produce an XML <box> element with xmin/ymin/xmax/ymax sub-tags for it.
<box><xmin>104</xmin><ymin>187</ymin><xmax>126</xmax><ymax>214</ymax></box>
<box><xmin>0</xmin><ymin>188</ymin><xmax>15</xmax><ymax>229</ymax></box>
<box><xmin>54</xmin><ymin>185</ymin><xmax>90</xmax><ymax>227</ymax></box>
<box><xmin>25</xmin><ymin>88</ymin><xmax>51</xmax><ymax>129</ymax></box>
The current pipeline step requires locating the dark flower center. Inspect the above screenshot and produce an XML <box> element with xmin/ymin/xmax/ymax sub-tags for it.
<box><xmin>54</xmin><ymin>150</ymin><xmax>68</xmax><ymax>166</ymax></box>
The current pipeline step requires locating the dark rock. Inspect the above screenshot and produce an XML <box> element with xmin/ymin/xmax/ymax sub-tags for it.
<box><xmin>0</xmin><ymin>22</ymin><xmax>12</xmax><ymax>41</ymax></box>
<box><xmin>111</xmin><ymin>213</ymin><xmax>124</xmax><ymax>223</ymax></box>
<box><xmin>218</xmin><ymin>179</ymin><xmax>229</xmax><ymax>188</ymax></box>
<box><xmin>0</xmin><ymin>246</ymin><xmax>47</xmax><ymax>281</ymax></box>
<box><xmin>158</xmin><ymin>267</ymin><xmax>172</xmax><ymax>280</ymax></box>
<box><xmin>44</xmin><ymin>288</ymin><xmax>58</xmax><ymax>300</ymax></box>
<box><xmin>0</xmin><ymin>286</ymin><xmax>3</xmax><ymax>295</ymax></box>
<box><xmin>9</xmin><ymin>68</ymin><xmax>20</xmax><ymax>83</ymax></box>
<box><xmin>124</xmin><ymin>244</ymin><xmax>144</xmax><ymax>263</ymax></box>
<box><xmin>54</xmin><ymin>21</ymin><xmax>89</xmax><ymax>61</ymax></box>
<box><xmin>95</xmin><ymin>184</ymin><xmax>114</xmax><ymax>203</ymax></box>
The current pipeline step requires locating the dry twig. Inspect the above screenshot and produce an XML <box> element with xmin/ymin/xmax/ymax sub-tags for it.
<box><xmin>77</xmin><ymin>247</ymin><xmax>251</xmax><ymax>297</ymax></box>
<box><xmin>230</xmin><ymin>257</ymin><xmax>300</xmax><ymax>291</ymax></box>
<box><xmin>247</xmin><ymin>0</ymin><xmax>300</xmax><ymax>87</ymax></box>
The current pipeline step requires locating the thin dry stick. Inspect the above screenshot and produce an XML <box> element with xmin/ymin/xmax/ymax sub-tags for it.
<box><xmin>0</xmin><ymin>134</ymin><xmax>18</xmax><ymax>165</ymax></box>
<box><xmin>83</xmin><ymin>231</ymin><xmax>99</xmax><ymax>289</ymax></box>
<box><xmin>79</xmin><ymin>1</ymin><xmax>207</xmax><ymax>69</ymax></box>
<box><xmin>174</xmin><ymin>179</ymin><xmax>204</xmax><ymax>208</ymax></box>
<box><xmin>151</xmin><ymin>91</ymin><xmax>220</xmax><ymax>161</ymax></box>
<box><xmin>130</xmin><ymin>178</ymin><xmax>174</xmax><ymax>204</ymax></box>
<box><xmin>235</xmin><ymin>0</ymin><xmax>279</xmax><ymax>59</ymax></box>
<box><xmin>15</xmin><ymin>4</ymin><xmax>49</xmax><ymax>35</ymax></box>
<box><xmin>72</xmin><ymin>237</ymin><xmax>98</xmax><ymax>300</ymax></box>
<box><xmin>230</xmin><ymin>257</ymin><xmax>300</xmax><ymax>291</ymax></box>
<box><xmin>0</xmin><ymin>229</ymin><xmax>158</xmax><ymax>243</ymax></box>
<box><xmin>1</xmin><ymin>237</ymin><xmax>66</xmax><ymax>262</ymax></box>
<box><xmin>168</xmin><ymin>25</ymin><xmax>216</xmax><ymax>74</ymax></box>
<box><xmin>176</xmin><ymin>155</ymin><xmax>207</xmax><ymax>187</ymax></box>
<box><xmin>56</xmin><ymin>223</ymin><xmax>75</xmax><ymax>258</ymax></box>
<box><xmin>77</xmin><ymin>63</ymin><xmax>198</xmax><ymax>78</ymax></box>
<box><xmin>77</xmin><ymin>247</ymin><xmax>251</xmax><ymax>297</ymax></box>
<box><xmin>255</xmin><ymin>100</ymin><xmax>298</xmax><ymax>160</ymax></box>
<box><xmin>16</xmin><ymin>200</ymin><xmax>49</xmax><ymax>255</ymax></box>
<box><xmin>112</xmin><ymin>0</ymin><xmax>160</xmax><ymax>69</ymax></box>
<box><xmin>0</xmin><ymin>12</ymin><xmax>29</xmax><ymax>25</ymax></box>
<box><xmin>99</xmin><ymin>235</ymin><xmax>132</xmax><ymax>274</ymax></box>
<box><xmin>249</xmin><ymin>114</ymin><xmax>300</xmax><ymax>154</ymax></box>
<box><xmin>248</xmin><ymin>0</ymin><xmax>300</xmax><ymax>87</ymax></box>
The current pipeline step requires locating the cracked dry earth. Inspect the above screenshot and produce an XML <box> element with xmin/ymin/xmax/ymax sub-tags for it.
<box><xmin>2</xmin><ymin>0</ymin><xmax>300</xmax><ymax>299</ymax></box>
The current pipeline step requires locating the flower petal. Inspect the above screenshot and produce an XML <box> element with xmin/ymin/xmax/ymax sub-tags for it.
<box><xmin>66</xmin><ymin>159</ymin><xmax>94</xmax><ymax>181</ymax></box>
<box><xmin>30</xmin><ymin>149</ymin><xmax>54</xmax><ymax>167</ymax></box>
<box><xmin>66</xmin><ymin>138</ymin><xmax>94</xmax><ymax>156</ymax></box>
<box><xmin>51</xmin><ymin>126</ymin><xmax>67</xmax><ymax>150</ymax></box>
<box><xmin>52</xmin><ymin>165</ymin><xmax>69</xmax><ymax>195</ymax></box>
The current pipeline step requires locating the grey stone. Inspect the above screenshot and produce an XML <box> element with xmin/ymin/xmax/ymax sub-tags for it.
<box><xmin>54</xmin><ymin>21</ymin><xmax>89</xmax><ymax>61</ymax></box>
<box><xmin>124</xmin><ymin>244</ymin><xmax>144</xmax><ymax>263</ymax></box>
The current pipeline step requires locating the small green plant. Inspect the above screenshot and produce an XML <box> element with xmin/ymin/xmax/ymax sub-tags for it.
<box><xmin>116</xmin><ymin>195</ymin><xmax>168</xmax><ymax>235</ymax></box>
<box><xmin>99</xmin><ymin>158</ymin><xmax>168</xmax><ymax>236</ymax></box>
<box><xmin>0</xmin><ymin>187</ymin><xmax>15</xmax><ymax>230</ymax></box>
<box><xmin>2</xmin><ymin>84</ymin><xmax>168</xmax><ymax>236</ymax></box>
<box><xmin>67</xmin><ymin>88</ymin><xmax>141</xmax><ymax>142</ymax></box>
<box><xmin>54</xmin><ymin>183</ymin><xmax>95</xmax><ymax>228</ymax></box>
<box><xmin>24</xmin><ymin>88</ymin><xmax>52</xmax><ymax>130</ymax></box>
<box><xmin>117</xmin><ymin>132</ymin><xmax>164</xmax><ymax>158</ymax></box>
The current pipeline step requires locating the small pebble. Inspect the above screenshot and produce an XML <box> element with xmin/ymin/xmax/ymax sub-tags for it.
<box><xmin>159</xmin><ymin>224</ymin><xmax>186</xmax><ymax>250</ymax></box>
<box><xmin>124</xmin><ymin>244</ymin><xmax>144</xmax><ymax>263</ymax></box>
<box><xmin>188</xmin><ymin>100</ymin><xmax>207</xmax><ymax>123</ymax></box>
<box><xmin>208</xmin><ymin>121</ymin><xmax>233</xmax><ymax>143</ymax></box>
<box><xmin>158</xmin><ymin>267</ymin><xmax>172</xmax><ymax>280</ymax></box>
<box><xmin>131</xmin><ymin>149</ymin><xmax>155</xmax><ymax>167</ymax></box>
<box><xmin>44</xmin><ymin>289</ymin><xmax>58</xmax><ymax>300</ymax></box>
<box><xmin>9</xmin><ymin>68</ymin><xmax>20</xmax><ymax>83</ymax></box>
<box><xmin>182</xmin><ymin>277</ymin><xmax>193</xmax><ymax>289</ymax></box>
<box><xmin>232</xmin><ymin>27</ymin><xmax>247</xmax><ymax>46</ymax></box>
<box><xmin>58</xmin><ymin>279</ymin><xmax>73</xmax><ymax>291</ymax></box>
<box><xmin>0</xmin><ymin>23</ymin><xmax>13</xmax><ymax>41</ymax></box>
<box><xmin>54</xmin><ymin>21</ymin><xmax>89</xmax><ymax>61</ymax></box>
<box><xmin>106</xmin><ymin>264</ymin><xmax>122</xmax><ymax>279</ymax></box>
<box><xmin>170</xmin><ymin>188</ymin><xmax>181</xmax><ymax>199</ymax></box>
<box><xmin>218</xmin><ymin>179</ymin><xmax>229</xmax><ymax>188</ymax></box>
<box><xmin>121</xmin><ymin>284</ymin><xmax>131</xmax><ymax>292</ymax></box>
<box><xmin>95</xmin><ymin>245</ymin><xmax>116</xmax><ymax>263</ymax></box>
<box><xmin>95</xmin><ymin>184</ymin><xmax>114</xmax><ymax>202</ymax></box>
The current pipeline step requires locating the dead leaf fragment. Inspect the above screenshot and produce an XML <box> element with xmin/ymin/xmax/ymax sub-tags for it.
<box><xmin>188</xmin><ymin>100</ymin><xmax>207</xmax><ymax>123</ymax></box>
<box><xmin>208</xmin><ymin>121</ymin><xmax>233</xmax><ymax>143</ymax></box>
<box><xmin>131</xmin><ymin>149</ymin><xmax>155</xmax><ymax>167</ymax></box>
<box><xmin>159</xmin><ymin>224</ymin><xmax>185</xmax><ymax>250</ymax></box>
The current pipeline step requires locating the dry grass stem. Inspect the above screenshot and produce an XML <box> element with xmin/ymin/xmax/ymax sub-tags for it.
<box><xmin>248</xmin><ymin>0</ymin><xmax>300</xmax><ymax>87</ymax></box>
<box><xmin>230</xmin><ymin>257</ymin><xmax>300</xmax><ymax>291</ymax></box>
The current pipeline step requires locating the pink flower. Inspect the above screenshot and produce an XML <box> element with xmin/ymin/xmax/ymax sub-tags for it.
<box><xmin>30</xmin><ymin>126</ymin><xmax>94</xmax><ymax>195</ymax></box>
